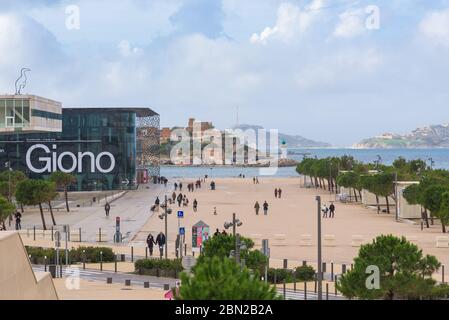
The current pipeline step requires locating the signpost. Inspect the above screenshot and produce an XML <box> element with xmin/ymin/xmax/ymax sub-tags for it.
<box><xmin>177</xmin><ymin>211</ymin><xmax>184</xmax><ymax>258</ymax></box>
<box><xmin>114</xmin><ymin>217</ymin><xmax>122</xmax><ymax>243</ymax></box>
<box><xmin>261</xmin><ymin>239</ymin><xmax>270</xmax><ymax>283</ymax></box>
<box><xmin>54</xmin><ymin>231</ymin><xmax>61</xmax><ymax>278</ymax></box>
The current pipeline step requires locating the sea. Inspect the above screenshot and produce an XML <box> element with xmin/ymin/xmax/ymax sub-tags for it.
<box><xmin>160</xmin><ymin>148</ymin><xmax>449</xmax><ymax>179</ymax></box>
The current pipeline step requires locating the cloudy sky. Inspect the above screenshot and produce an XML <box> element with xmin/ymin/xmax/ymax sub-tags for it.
<box><xmin>1</xmin><ymin>0</ymin><xmax>449</xmax><ymax>146</ymax></box>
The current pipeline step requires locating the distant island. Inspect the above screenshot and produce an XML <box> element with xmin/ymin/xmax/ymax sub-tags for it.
<box><xmin>233</xmin><ymin>124</ymin><xmax>331</xmax><ymax>148</ymax></box>
<box><xmin>354</xmin><ymin>124</ymin><xmax>449</xmax><ymax>148</ymax></box>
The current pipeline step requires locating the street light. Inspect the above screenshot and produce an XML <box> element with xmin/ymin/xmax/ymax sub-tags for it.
<box><xmin>316</xmin><ymin>195</ymin><xmax>323</xmax><ymax>301</ymax></box>
<box><xmin>158</xmin><ymin>195</ymin><xmax>172</xmax><ymax>259</ymax></box>
<box><xmin>428</xmin><ymin>157</ymin><xmax>434</xmax><ymax>170</ymax></box>
<box><xmin>224</xmin><ymin>213</ymin><xmax>243</xmax><ymax>264</ymax></box>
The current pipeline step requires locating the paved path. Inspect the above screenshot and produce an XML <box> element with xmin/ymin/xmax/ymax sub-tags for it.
<box><xmin>21</xmin><ymin>183</ymin><xmax>172</xmax><ymax>244</ymax></box>
<box><xmin>278</xmin><ymin>288</ymin><xmax>345</xmax><ymax>300</ymax></box>
<box><xmin>32</xmin><ymin>265</ymin><xmax>179</xmax><ymax>289</ymax></box>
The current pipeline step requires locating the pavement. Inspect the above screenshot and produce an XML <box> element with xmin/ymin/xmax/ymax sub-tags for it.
<box><xmin>19</xmin><ymin>183</ymin><xmax>171</xmax><ymax>244</ymax></box>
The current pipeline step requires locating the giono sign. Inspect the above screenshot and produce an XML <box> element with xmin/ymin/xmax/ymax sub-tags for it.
<box><xmin>26</xmin><ymin>144</ymin><xmax>116</xmax><ymax>174</ymax></box>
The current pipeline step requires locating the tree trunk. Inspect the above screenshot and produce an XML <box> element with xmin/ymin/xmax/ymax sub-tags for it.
<box><xmin>65</xmin><ymin>188</ymin><xmax>70</xmax><ymax>212</ymax></box>
<box><xmin>385</xmin><ymin>196</ymin><xmax>390</xmax><ymax>214</ymax></box>
<box><xmin>1</xmin><ymin>220</ymin><xmax>6</xmax><ymax>230</ymax></box>
<box><xmin>353</xmin><ymin>188</ymin><xmax>358</xmax><ymax>202</ymax></box>
<box><xmin>48</xmin><ymin>201</ymin><xmax>56</xmax><ymax>226</ymax></box>
<box><xmin>423</xmin><ymin>208</ymin><xmax>429</xmax><ymax>228</ymax></box>
<box><xmin>38</xmin><ymin>203</ymin><xmax>47</xmax><ymax>230</ymax></box>
<box><xmin>442</xmin><ymin>223</ymin><xmax>446</xmax><ymax>234</ymax></box>
<box><xmin>358</xmin><ymin>190</ymin><xmax>362</xmax><ymax>201</ymax></box>
<box><xmin>376</xmin><ymin>195</ymin><xmax>380</xmax><ymax>214</ymax></box>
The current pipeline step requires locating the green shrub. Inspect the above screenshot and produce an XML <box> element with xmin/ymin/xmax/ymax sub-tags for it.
<box><xmin>135</xmin><ymin>258</ymin><xmax>183</xmax><ymax>272</ymax></box>
<box><xmin>26</xmin><ymin>246</ymin><xmax>115</xmax><ymax>264</ymax></box>
<box><xmin>294</xmin><ymin>265</ymin><xmax>316</xmax><ymax>281</ymax></box>
<box><xmin>267</xmin><ymin>268</ymin><xmax>294</xmax><ymax>283</ymax></box>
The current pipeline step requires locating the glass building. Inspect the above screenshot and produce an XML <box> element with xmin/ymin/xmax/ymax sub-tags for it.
<box><xmin>0</xmin><ymin>96</ymin><xmax>160</xmax><ymax>191</ymax></box>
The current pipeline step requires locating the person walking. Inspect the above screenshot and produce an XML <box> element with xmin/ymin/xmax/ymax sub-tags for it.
<box><xmin>329</xmin><ymin>202</ymin><xmax>335</xmax><ymax>218</ymax></box>
<box><xmin>172</xmin><ymin>192</ymin><xmax>176</xmax><ymax>202</ymax></box>
<box><xmin>278</xmin><ymin>188</ymin><xmax>282</xmax><ymax>199</ymax></box>
<box><xmin>156</xmin><ymin>232</ymin><xmax>166</xmax><ymax>259</ymax></box>
<box><xmin>174</xmin><ymin>182</ymin><xmax>178</xmax><ymax>191</ymax></box>
<box><xmin>155</xmin><ymin>197</ymin><xmax>160</xmax><ymax>211</ymax></box>
<box><xmin>214</xmin><ymin>228</ymin><xmax>220</xmax><ymax>236</ymax></box>
<box><xmin>177</xmin><ymin>193</ymin><xmax>183</xmax><ymax>207</ymax></box>
<box><xmin>193</xmin><ymin>199</ymin><xmax>198</xmax><ymax>212</ymax></box>
<box><xmin>274</xmin><ymin>188</ymin><xmax>278</xmax><ymax>198</ymax></box>
<box><xmin>256</xmin><ymin>177</ymin><xmax>259</xmax><ymax>184</ymax></box>
<box><xmin>104</xmin><ymin>202</ymin><xmax>111</xmax><ymax>217</ymax></box>
<box><xmin>14</xmin><ymin>211</ymin><xmax>22</xmax><ymax>230</ymax></box>
<box><xmin>254</xmin><ymin>201</ymin><xmax>260</xmax><ymax>215</ymax></box>
<box><xmin>322</xmin><ymin>204</ymin><xmax>329</xmax><ymax>218</ymax></box>
<box><xmin>146</xmin><ymin>233</ymin><xmax>155</xmax><ymax>256</ymax></box>
<box><xmin>263</xmin><ymin>201</ymin><xmax>269</xmax><ymax>215</ymax></box>
<box><xmin>179</xmin><ymin>182</ymin><xmax>183</xmax><ymax>191</ymax></box>
<box><xmin>213</xmin><ymin>207</ymin><xmax>217</xmax><ymax>215</ymax></box>
<box><xmin>253</xmin><ymin>177</ymin><xmax>256</xmax><ymax>184</ymax></box>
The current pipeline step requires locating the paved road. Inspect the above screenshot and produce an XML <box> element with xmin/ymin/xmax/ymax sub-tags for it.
<box><xmin>32</xmin><ymin>265</ymin><xmax>179</xmax><ymax>289</ymax></box>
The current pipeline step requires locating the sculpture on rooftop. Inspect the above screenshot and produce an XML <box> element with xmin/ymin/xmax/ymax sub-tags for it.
<box><xmin>15</xmin><ymin>67</ymin><xmax>31</xmax><ymax>95</ymax></box>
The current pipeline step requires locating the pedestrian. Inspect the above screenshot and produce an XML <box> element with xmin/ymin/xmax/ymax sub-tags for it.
<box><xmin>104</xmin><ymin>202</ymin><xmax>110</xmax><ymax>217</ymax></box>
<box><xmin>174</xmin><ymin>182</ymin><xmax>178</xmax><ymax>191</ymax></box>
<box><xmin>177</xmin><ymin>193</ymin><xmax>183</xmax><ymax>207</ymax></box>
<box><xmin>213</xmin><ymin>207</ymin><xmax>217</xmax><ymax>215</ymax></box>
<box><xmin>221</xmin><ymin>229</ymin><xmax>227</xmax><ymax>235</ymax></box>
<box><xmin>274</xmin><ymin>188</ymin><xmax>278</xmax><ymax>198</ymax></box>
<box><xmin>155</xmin><ymin>196</ymin><xmax>160</xmax><ymax>211</ymax></box>
<box><xmin>172</xmin><ymin>192</ymin><xmax>176</xmax><ymax>202</ymax></box>
<box><xmin>193</xmin><ymin>199</ymin><xmax>198</xmax><ymax>212</ymax></box>
<box><xmin>146</xmin><ymin>233</ymin><xmax>155</xmax><ymax>256</ymax></box>
<box><xmin>322</xmin><ymin>204</ymin><xmax>329</xmax><ymax>218</ymax></box>
<box><xmin>256</xmin><ymin>177</ymin><xmax>259</xmax><ymax>184</ymax></box>
<box><xmin>253</xmin><ymin>177</ymin><xmax>256</xmax><ymax>184</ymax></box>
<box><xmin>179</xmin><ymin>182</ymin><xmax>183</xmax><ymax>191</ymax></box>
<box><xmin>156</xmin><ymin>232</ymin><xmax>166</xmax><ymax>258</ymax></box>
<box><xmin>254</xmin><ymin>201</ymin><xmax>260</xmax><ymax>215</ymax></box>
<box><xmin>263</xmin><ymin>201</ymin><xmax>269</xmax><ymax>215</ymax></box>
<box><xmin>278</xmin><ymin>188</ymin><xmax>282</xmax><ymax>198</ymax></box>
<box><xmin>214</xmin><ymin>228</ymin><xmax>220</xmax><ymax>236</ymax></box>
<box><xmin>329</xmin><ymin>202</ymin><xmax>335</xmax><ymax>218</ymax></box>
<box><xmin>14</xmin><ymin>211</ymin><xmax>22</xmax><ymax>230</ymax></box>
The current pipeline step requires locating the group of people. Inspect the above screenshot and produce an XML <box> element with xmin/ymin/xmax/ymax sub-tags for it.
<box><xmin>146</xmin><ymin>232</ymin><xmax>167</xmax><ymax>257</ymax></box>
<box><xmin>213</xmin><ymin>228</ymin><xmax>228</xmax><ymax>236</ymax></box>
<box><xmin>322</xmin><ymin>202</ymin><xmax>336</xmax><ymax>218</ymax></box>
<box><xmin>155</xmin><ymin>176</ymin><xmax>168</xmax><ymax>186</ymax></box>
<box><xmin>254</xmin><ymin>201</ymin><xmax>269</xmax><ymax>215</ymax></box>
<box><xmin>274</xmin><ymin>188</ymin><xmax>283</xmax><ymax>198</ymax></box>
<box><xmin>252</xmin><ymin>177</ymin><xmax>260</xmax><ymax>184</ymax></box>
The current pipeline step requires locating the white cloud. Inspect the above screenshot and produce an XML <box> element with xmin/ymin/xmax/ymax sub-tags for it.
<box><xmin>118</xmin><ymin>40</ymin><xmax>143</xmax><ymax>58</ymax></box>
<box><xmin>419</xmin><ymin>8</ymin><xmax>449</xmax><ymax>47</ymax></box>
<box><xmin>250</xmin><ymin>0</ymin><xmax>325</xmax><ymax>45</ymax></box>
<box><xmin>333</xmin><ymin>8</ymin><xmax>365</xmax><ymax>38</ymax></box>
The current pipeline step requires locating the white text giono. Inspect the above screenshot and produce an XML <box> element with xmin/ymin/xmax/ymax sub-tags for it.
<box><xmin>26</xmin><ymin>144</ymin><xmax>116</xmax><ymax>174</ymax></box>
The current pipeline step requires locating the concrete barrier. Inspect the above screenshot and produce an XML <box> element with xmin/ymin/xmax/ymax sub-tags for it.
<box><xmin>351</xmin><ymin>235</ymin><xmax>365</xmax><ymax>247</ymax></box>
<box><xmin>323</xmin><ymin>235</ymin><xmax>336</xmax><ymax>247</ymax></box>
<box><xmin>299</xmin><ymin>234</ymin><xmax>312</xmax><ymax>246</ymax></box>
<box><xmin>436</xmin><ymin>236</ymin><xmax>449</xmax><ymax>248</ymax></box>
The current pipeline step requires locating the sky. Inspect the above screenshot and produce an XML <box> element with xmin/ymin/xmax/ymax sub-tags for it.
<box><xmin>1</xmin><ymin>0</ymin><xmax>449</xmax><ymax>146</ymax></box>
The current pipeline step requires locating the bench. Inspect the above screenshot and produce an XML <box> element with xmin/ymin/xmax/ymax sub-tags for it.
<box><xmin>351</xmin><ymin>235</ymin><xmax>365</xmax><ymax>247</ymax></box>
<box><xmin>323</xmin><ymin>234</ymin><xmax>336</xmax><ymax>247</ymax></box>
<box><xmin>436</xmin><ymin>236</ymin><xmax>449</xmax><ymax>248</ymax></box>
<box><xmin>299</xmin><ymin>234</ymin><xmax>312</xmax><ymax>246</ymax></box>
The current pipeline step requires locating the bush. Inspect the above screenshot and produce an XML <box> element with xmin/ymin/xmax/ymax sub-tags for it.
<box><xmin>295</xmin><ymin>265</ymin><xmax>316</xmax><ymax>281</ymax></box>
<box><xmin>267</xmin><ymin>268</ymin><xmax>294</xmax><ymax>283</ymax></box>
<box><xmin>26</xmin><ymin>246</ymin><xmax>115</xmax><ymax>264</ymax></box>
<box><xmin>134</xmin><ymin>258</ymin><xmax>183</xmax><ymax>278</ymax></box>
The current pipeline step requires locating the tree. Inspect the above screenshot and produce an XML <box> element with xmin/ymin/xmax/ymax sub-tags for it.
<box><xmin>16</xmin><ymin>180</ymin><xmax>57</xmax><ymax>230</ymax></box>
<box><xmin>176</xmin><ymin>257</ymin><xmax>280</xmax><ymax>300</ymax></box>
<box><xmin>422</xmin><ymin>184</ymin><xmax>449</xmax><ymax>233</ymax></box>
<box><xmin>49</xmin><ymin>172</ymin><xmax>76</xmax><ymax>212</ymax></box>
<box><xmin>337</xmin><ymin>235</ymin><xmax>441</xmax><ymax>300</ymax></box>
<box><xmin>0</xmin><ymin>196</ymin><xmax>16</xmax><ymax>230</ymax></box>
<box><xmin>403</xmin><ymin>183</ymin><xmax>429</xmax><ymax>228</ymax></box>
<box><xmin>337</xmin><ymin>172</ymin><xmax>360</xmax><ymax>202</ymax></box>
<box><xmin>42</xmin><ymin>181</ymin><xmax>58</xmax><ymax>226</ymax></box>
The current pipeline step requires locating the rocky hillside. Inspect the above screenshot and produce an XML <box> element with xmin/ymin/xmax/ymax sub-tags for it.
<box><xmin>354</xmin><ymin>124</ymin><xmax>449</xmax><ymax>148</ymax></box>
<box><xmin>234</xmin><ymin>124</ymin><xmax>331</xmax><ymax>148</ymax></box>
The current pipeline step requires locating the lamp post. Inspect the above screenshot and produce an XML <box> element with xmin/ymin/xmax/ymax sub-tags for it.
<box><xmin>316</xmin><ymin>195</ymin><xmax>323</xmax><ymax>300</ymax></box>
<box><xmin>158</xmin><ymin>195</ymin><xmax>172</xmax><ymax>259</ymax></box>
<box><xmin>224</xmin><ymin>213</ymin><xmax>243</xmax><ymax>264</ymax></box>
<box><xmin>428</xmin><ymin>157</ymin><xmax>434</xmax><ymax>170</ymax></box>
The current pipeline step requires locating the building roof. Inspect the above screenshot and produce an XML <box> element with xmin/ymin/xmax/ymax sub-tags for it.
<box><xmin>64</xmin><ymin>106</ymin><xmax>159</xmax><ymax>117</ymax></box>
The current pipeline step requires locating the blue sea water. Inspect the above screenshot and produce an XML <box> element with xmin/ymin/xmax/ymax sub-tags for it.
<box><xmin>160</xmin><ymin>148</ymin><xmax>449</xmax><ymax>178</ymax></box>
